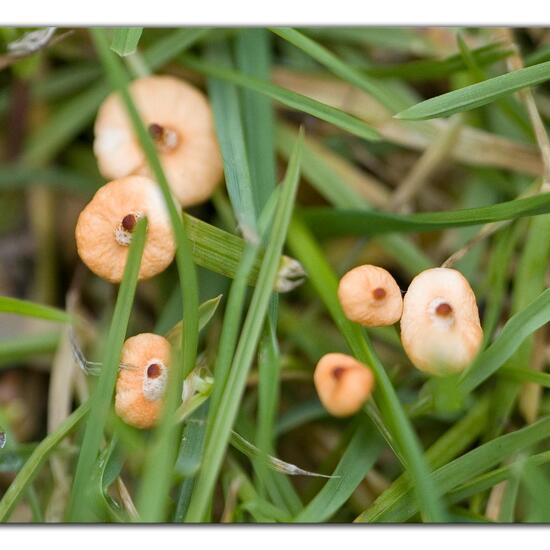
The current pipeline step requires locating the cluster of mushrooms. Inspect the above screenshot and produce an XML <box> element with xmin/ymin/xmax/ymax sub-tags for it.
<box><xmin>73</xmin><ymin>75</ymin><xmax>484</xmax><ymax>430</ymax></box>
<box><xmin>314</xmin><ymin>265</ymin><xmax>483</xmax><ymax>417</ymax></box>
<box><xmin>74</xmin><ymin>75</ymin><xmax>223</xmax><ymax>428</ymax></box>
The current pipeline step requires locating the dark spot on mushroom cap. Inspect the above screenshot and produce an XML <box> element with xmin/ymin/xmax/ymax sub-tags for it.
<box><xmin>372</xmin><ymin>287</ymin><xmax>387</xmax><ymax>300</ymax></box>
<box><xmin>435</xmin><ymin>302</ymin><xmax>453</xmax><ymax>317</ymax></box>
<box><xmin>121</xmin><ymin>214</ymin><xmax>136</xmax><ymax>232</ymax></box>
<box><xmin>332</xmin><ymin>366</ymin><xmax>346</xmax><ymax>380</ymax></box>
<box><xmin>148</xmin><ymin>123</ymin><xmax>164</xmax><ymax>140</ymax></box>
<box><xmin>147</xmin><ymin>363</ymin><xmax>162</xmax><ymax>379</ymax></box>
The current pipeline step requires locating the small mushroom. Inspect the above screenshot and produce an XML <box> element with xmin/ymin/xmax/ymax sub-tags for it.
<box><xmin>75</xmin><ymin>175</ymin><xmax>176</xmax><ymax>282</ymax></box>
<box><xmin>94</xmin><ymin>75</ymin><xmax>223</xmax><ymax>207</ymax></box>
<box><xmin>338</xmin><ymin>265</ymin><xmax>403</xmax><ymax>326</ymax></box>
<box><xmin>314</xmin><ymin>353</ymin><xmax>375</xmax><ymax>417</ymax></box>
<box><xmin>400</xmin><ymin>267</ymin><xmax>483</xmax><ymax>376</ymax></box>
<box><xmin>115</xmin><ymin>333</ymin><xmax>171</xmax><ymax>429</ymax></box>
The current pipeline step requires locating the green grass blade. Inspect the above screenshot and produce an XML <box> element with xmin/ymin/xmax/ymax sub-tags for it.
<box><xmin>182</xmin><ymin>55</ymin><xmax>380</xmax><ymax>142</ymax></box>
<box><xmin>110</xmin><ymin>28</ymin><xmax>143</xmax><ymax>57</ymax></box>
<box><xmin>235</xmin><ymin>28</ymin><xmax>277</xmax><ymax>211</ymax></box>
<box><xmin>66</xmin><ymin>218</ymin><xmax>147</xmax><ymax>521</ymax></box>
<box><xmin>0</xmin><ymin>402</ymin><xmax>89</xmax><ymax>522</ymax></box>
<box><xmin>302</xmin><ymin>193</ymin><xmax>550</xmax><ymax>238</ymax></box>
<box><xmin>461</xmin><ymin>287</ymin><xmax>550</xmax><ymax>394</ymax></box>
<box><xmin>294</xmin><ymin>419</ymin><xmax>383</xmax><ymax>522</ymax></box>
<box><xmin>362</xmin><ymin>43</ymin><xmax>512</xmax><ymax>81</ymax></box>
<box><xmin>0</xmin><ymin>296</ymin><xmax>70</xmax><ymax>323</ymax></box>
<box><xmin>396</xmin><ymin>60</ymin><xmax>550</xmax><ymax>120</ymax></box>
<box><xmin>185</xmin><ymin>131</ymin><xmax>303</xmax><ymax>522</ymax></box>
<box><xmin>0</xmin><ymin>332</ymin><xmax>60</xmax><ymax>367</ymax></box>
<box><xmin>206</xmin><ymin>39</ymin><xmax>258</xmax><ymax>236</ymax></box>
<box><xmin>89</xmin><ymin>28</ymin><xmax>201</xmax><ymax>522</ymax></box>
<box><xmin>271</xmin><ymin>27</ymin><xmax>401</xmax><ymax>112</ymax></box>
<box><xmin>286</xmin><ymin>216</ymin><xmax>446</xmax><ymax>522</ymax></box>
<box><xmin>370</xmin><ymin>416</ymin><xmax>550</xmax><ymax>522</ymax></box>
<box><xmin>356</xmin><ymin>398</ymin><xmax>489</xmax><ymax>522</ymax></box>
<box><xmin>276</xmin><ymin>124</ymin><xmax>432</xmax><ymax>275</ymax></box>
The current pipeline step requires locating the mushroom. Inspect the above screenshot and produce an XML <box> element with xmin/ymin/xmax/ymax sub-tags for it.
<box><xmin>314</xmin><ymin>353</ymin><xmax>375</xmax><ymax>417</ymax></box>
<box><xmin>94</xmin><ymin>75</ymin><xmax>223</xmax><ymax>207</ymax></box>
<box><xmin>115</xmin><ymin>333</ymin><xmax>171</xmax><ymax>429</ymax></box>
<box><xmin>400</xmin><ymin>267</ymin><xmax>483</xmax><ymax>376</ymax></box>
<box><xmin>338</xmin><ymin>265</ymin><xmax>403</xmax><ymax>326</ymax></box>
<box><xmin>75</xmin><ymin>175</ymin><xmax>176</xmax><ymax>282</ymax></box>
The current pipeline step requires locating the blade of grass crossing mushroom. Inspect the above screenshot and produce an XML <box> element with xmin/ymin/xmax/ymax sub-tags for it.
<box><xmin>90</xmin><ymin>29</ymin><xmax>202</xmax><ymax>522</ymax></box>
<box><xmin>302</xmin><ymin>193</ymin><xmax>550</xmax><ymax>237</ymax></box>
<box><xmin>396</xmin><ymin>60</ymin><xmax>550</xmax><ymax>120</ymax></box>
<box><xmin>0</xmin><ymin>402</ymin><xmax>90</xmax><ymax>522</ymax></box>
<box><xmin>294</xmin><ymin>419</ymin><xmax>384</xmax><ymax>523</ymax></box>
<box><xmin>286</xmin><ymin>216</ymin><xmax>446</xmax><ymax>522</ymax></box>
<box><xmin>181</xmin><ymin>54</ymin><xmax>380</xmax><ymax>142</ymax></box>
<box><xmin>66</xmin><ymin>218</ymin><xmax>147</xmax><ymax>521</ymax></box>
<box><xmin>22</xmin><ymin>28</ymin><xmax>209</xmax><ymax>168</ymax></box>
<box><xmin>0</xmin><ymin>296</ymin><xmax>70</xmax><ymax>323</ymax></box>
<box><xmin>184</xmin><ymin>132</ymin><xmax>303</xmax><ymax>522</ymax></box>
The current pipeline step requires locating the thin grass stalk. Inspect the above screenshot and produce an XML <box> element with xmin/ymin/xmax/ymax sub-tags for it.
<box><xmin>90</xmin><ymin>28</ymin><xmax>200</xmax><ymax>522</ymax></box>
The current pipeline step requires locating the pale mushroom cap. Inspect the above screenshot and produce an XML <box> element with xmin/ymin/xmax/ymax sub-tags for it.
<box><xmin>115</xmin><ymin>333</ymin><xmax>171</xmax><ymax>429</ymax></box>
<box><xmin>338</xmin><ymin>265</ymin><xmax>403</xmax><ymax>326</ymax></box>
<box><xmin>75</xmin><ymin>175</ymin><xmax>176</xmax><ymax>282</ymax></box>
<box><xmin>314</xmin><ymin>353</ymin><xmax>375</xmax><ymax>417</ymax></box>
<box><xmin>400</xmin><ymin>268</ymin><xmax>483</xmax><ymax>376</ymax></box>
<box><xmin>94</xmin><ymin>75</ymin><xmax>223</xmax><ymax>207</ymax></box>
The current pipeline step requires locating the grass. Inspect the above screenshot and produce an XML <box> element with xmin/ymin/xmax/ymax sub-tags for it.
<box><xmin>2</xmin><ymin>26</ymin><xmax>550</xmax><ymax>525</ymax></box>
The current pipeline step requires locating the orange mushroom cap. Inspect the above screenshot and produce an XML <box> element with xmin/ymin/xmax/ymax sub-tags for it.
<box><xmin>75</xmin><ymin>175</ymin><xmax>176</xmax><ymax>282</ymax></box>
<box><xmin>115</xmin><ymin>333</ymin><xmax>172</xmax><ymax>429</ymax></box>
<box><xmin>400</xmin><ymin>267</ymin><xmax>483</xmax><ymax>376</ymax></box>
<box><xmin>338</xmin><ymin>265</ymin><xmax>403</xmax><ymax>327</ymax></box>
<box><xmin>94</xmin><ymin>75</ymin><xmax>223</xmax><ymax>207</ymax></box>
<box><xmin>314</xmin><ymin>353</ymin><xmax>375</xmax><ymax>417</ymax></box>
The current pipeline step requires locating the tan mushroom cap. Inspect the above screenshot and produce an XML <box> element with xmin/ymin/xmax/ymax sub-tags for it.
<box><xmin>314</xmin><ymin>353</ymin><xmax>375</xmax><ymax>417</ymax></box>
<box><xmin>115</xmin><ymin>333</ymin><xmax>171</xmax><ymax>429</ymax></box>
<box><xmin>400</xmin><ymin>267</ymin><xmax>483</xmax><ymax>376</ymax></box>
<box><xmin>75</xmin><ymin>175</ymin><xmax>176</xmax><ymax>282</ymax></box>
<box><xmin>94</xmin><ymin>75</ymin><xmax>223</xmax><ymax>207</ymax></box>
<box><xmin>338</xmin><ymin>265</ymin><xmax>403</xmax><ymax>326</ymax></box>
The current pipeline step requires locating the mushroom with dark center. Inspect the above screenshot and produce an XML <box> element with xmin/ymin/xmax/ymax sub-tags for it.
<box><xmin>331</xmin><ymin>366</ymin><xmax>346</xmax><ymax>380</ymax></box>
<box><xmin>121</xmin><ymin>213</ymin><xmax>137</xmax><ymax>232</ymax></box>
<box><xmin>372</xmin><ymin>287</ymin><xmax>387</xmax><ymax>300</ymax></box>
<box><xmin>148</xmin><ymin>123</ymin><xmax>179</xmax><ymax>152</ymax></box>
<box><xmin>435</xmin><ymin>302</ymin><xmax>453</xmax><ymax>317</ymax></box>
<box><xmin>147</xmin><ymin>363</ymin><xmax>162</xmax><ymax>379</ymax></box>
